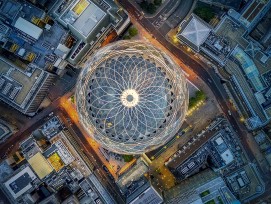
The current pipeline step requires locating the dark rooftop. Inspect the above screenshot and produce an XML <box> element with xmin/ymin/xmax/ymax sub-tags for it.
<box><xmin>9</xmin><ymin>173</ymin><xmax>32</xmax><ymax>194</ymax></box>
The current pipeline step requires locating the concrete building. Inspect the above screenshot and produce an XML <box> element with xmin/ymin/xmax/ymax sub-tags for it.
<box><xmin>0</xmin><ymin>118</ymin><xmax>16</xmax><ymax>143</ymax></box>
<box><xmin>117</xmin><ymin>157</ymin><xmax>149</xmax><ymax>192</ymax></box>
<box><xmin>177</xmin><ymin>0</ymin><xmax>271</xmax><ymax>130</ymax></box>
<box><xmin>199</xmin><ymin>0</ymin><xmax>242</xmax><ymax>10</ymax></box>
<box><xmin>225</xmin><ymin>163</ymin><xmax>265</xmax><ymax>202</ymax></box>
<box><xmin>83</xmin><ymin>173</ymin><xmax>117</xmax><ymax>204</ymax></box>
<box><xmin>0</xmin><ymin>57</ymin><xmax>56</xmax><ymax>116</ymax></box>
<box><xmin>3</xmin><ymin>166</ymin><xmax>38</xmax><ymax>201</ymax></box>
<box><xmin>28</xmin><ymin>152</ymin><xmax>53</xmax><ymax>180</ymax></box>
<box><xmin>0</xmin><ymin>0</ymin><xmax>75</xmax><ymax>73</ymax></box>
<box><xmin>49</xmin><ymin>0</ymin><xmax>130</xmax><ymax>65</ymax></box>
<box><xmin>0</xmin><ymin>0</ymin><xmax>129</xmax><ymax>115</ymax></box>
<box><xmin>126</xmin><ymin>181</ymin><xmax>163</xmax><ymax>204</ymax></box>
<box><xmin>166</xmin><ymin>118</ymin><xmax>243</xmax><ymax>180</ymax></box>
<box><xmin>164</xmin><ymin>169</ymin><xmax>239</xmax><ymax>204</ymax></box>
<box><xmin>177</xmin><ymin>14</ymin><xmax>212</xmax><ymax>52</ymax></box>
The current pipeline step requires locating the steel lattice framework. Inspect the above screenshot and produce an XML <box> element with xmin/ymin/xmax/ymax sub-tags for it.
<box><xmin>76</xmin><ymin>40</ymin><xmax>188</xmax><ymax>154</ymax></box>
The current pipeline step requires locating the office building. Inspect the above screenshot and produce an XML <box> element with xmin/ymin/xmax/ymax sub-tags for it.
<box><xmin>49</xmin><ymin>0</ymin><xmax>130</xmax><ymax>65</ymax></box>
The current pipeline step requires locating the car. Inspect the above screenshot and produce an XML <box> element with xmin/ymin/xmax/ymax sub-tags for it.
<box><xmin>102</xmin><ymin>165</ymin><xmax>109</xmax><ymax>173</ymax></box>
<box><xmin>108</xmin><ymin>173</ymin><xmax>114</xmax><ymax>181</ymax></box>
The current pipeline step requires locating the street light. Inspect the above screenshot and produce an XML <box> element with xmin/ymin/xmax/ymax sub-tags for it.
<box><xmin>173</xmin><ymin>35</ymin><xmax>178</xmax><ymax>44</ymax></box>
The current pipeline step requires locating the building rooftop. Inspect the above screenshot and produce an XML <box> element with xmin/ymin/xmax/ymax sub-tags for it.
<box><xmin>0</xmin><ymin>0</ymin><xmax>74</xmax><ymax>71</ymax></box>
<box><xmin>200</xmin><ymin>0</ymin><xmax>242</xmax><ymax>10</ymax></box>
<box><xmin>165</xmin><ymin>170</ymin><xmax>238</xmax><ymax>204</ymax></box>
<box><xmin>0</xmin><ymin>0</ymin><xmax>21</xmax><ymax>20</ymax></box>
<box><xmin>117</xmin><ymin>158</ymin><xmax>149</xmax><ymax>190</ymax></box>
<box><xmin>0</xmin><ymin>160</ymin><xmax>14</xmax><ymax>183</ymax></box>
<box><xmin>47</xmin><ymin>152</ymin><xmax>64</xmax><ymax>172</ymax></box>
<box><xmin>88</xmin><ymin>173</ymin><xmax>117</xmax><ymax>204</ymax></box>
<box><xmin>215</xmin><ymin>16</ymin><xmax>271</xmax><ymax>75</ymax></box>
<box><xmin>167</xmin><ymin>118</ymin><xmax>241</xmax><ymax>175</ymax></box>
<box><xmin>4</xmin><ymin>166</ymin><xmax>37</xmax><ymax>199</ymax></box>
<box><xmin>49</xmin><ymin>0</ymin><xmax>129</xmax><ymax>65</ymax></box>
<box><xmin>40</xmin><ymin>116</ymin><xmax>63</xmax><ymax>139</ymax></box>
<box><xmin>212</xmin><ymin>15</ymin><xmax>271</xmax><ymax>125</ymax></box>
<box><xmin>0</xmin><ymin>119</ymin><xmax>12</xmax><ymax>141</ymax></box>
<box><xmin>14</xmin><ymin>17</ymin><xmax>43</xmax><ymax>40</ymax></box>
<box><xmin>231</xmin><ymin>46</ymin><xmax>264</xmax><ymax>92</ymax></box>
<box><xmin>54</xmin><ymin>140</ymin><xmax>75</xmax><ymax>165</ymax></box>
<box><xmin>127</xmin><ymin>181</ymin><xmax>163</xmax><ymax>204</ymax></box>
<box><xmin>64</xmin><ymin>0</ymin><xmax>106</xmax><ymax>37</ymax></box>
<box><xmin>0</xmin><ymin>56</ymin><xmax>56</xmax><ymax>115</ymax></box>
<box><xmin>28</xmin><ymin>152</ymin><xmax>53</xmax><ymax>179</ymax></box>
<box><xmin>239</xmin><ymin>0</ymin><xmax>269</xmax><ymax>27</ymax></box>
<box><xmin>178</xmin><ymin>14</ymin><xmax>211</xmax><ymax>51</ymax></box>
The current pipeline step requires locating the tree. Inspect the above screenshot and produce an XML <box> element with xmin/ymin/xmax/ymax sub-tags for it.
<box><xmin>139</xmin><ymin>1</ymin><xmax>148</xmax><ymax>11</ymax></box>
<box><xmin>128</xmin><ymin>27</ymin><xmax>138</xmax><ymax>37</ymax></box>
<box><xmin>195</xmin><ymin>90</ymin><xmax>206</xmax><ymax>101</ymax></box>
<box><xmin>122</xmin><ymin>155</ymin><xmax>134</xmax><ymax>162</ymax></box>
<box><xmin>154</xmin><ymin>0</ymin><xmax>162</xmax><ymax>6</ymax></box>
<box><xmin>194</xmin><ymin>6</ymin><xmax>215</xmax><ymax>22</ymax></box>
<box><xmin>123</xmin><ymin>35</ymin><xmax>131</xmax><ymax>40</ymax></box>
<box><xmin>189</xmin><ymin>90</ymin><xmax>206</xmax><ymax>109</ymax></box>
<box><xmin>70</xmin><ymin>95</ymin><xmax>75</xmax><ymax>104</ymax></box>
<box><xmin>139</xmin><ymin>1</ymin><xmax>157</xmax><ymax>14</ymax></box>
<box><xmin>147</xmin><ymin>3</ymin><xmax>156</xmax><ymax>14</ymax></box>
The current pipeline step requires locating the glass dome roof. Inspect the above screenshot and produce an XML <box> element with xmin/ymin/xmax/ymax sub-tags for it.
<box><xmin>76</xmin><ymin>41</ymin><xmax>188</xmax><ymax>154</ymax></box>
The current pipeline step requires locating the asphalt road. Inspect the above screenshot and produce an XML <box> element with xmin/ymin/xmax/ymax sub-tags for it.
<box><xmin>118</xmin><ymin>0</ymin><xmax>256</xmax><ymax>163</ymax></box>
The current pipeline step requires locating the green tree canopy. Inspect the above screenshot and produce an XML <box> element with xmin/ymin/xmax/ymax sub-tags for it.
<box><xmin>189</xmin><ymin>90</ymin><xmax>206</xmax><ymax>109</ymax></box>
<box><xmin>128</xmin><ymin>27</ymin><xmax>138</xmax><ymax>37</ymax></box>
<box><xmin>194</xmin><ymin>6</ymin><xmax>215</xmax><ymax>22</ymax></box>
<box><xmin>123</xmin><ymin>35</ymin><xmax>131</xmax><ymax>40</ymax></box>
<box><xmin>139</xmin><ymin>1</ymin><xmax>157</xmax><ymax>14</ymax></box>
<box><xmin>122</xmin><ymin>155</ymin><xmax>134</xmax><ymax>162</ymax></box>
<box><xmin>154</xmin><ymin>0</ymin><xmax>162</xmax><ymax>6</ymax></box>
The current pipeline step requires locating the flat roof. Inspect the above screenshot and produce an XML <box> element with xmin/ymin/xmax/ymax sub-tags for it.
<box><xmin>215</xmin><ymin>16</ymin><xmax>271</xmax><ymax>74</ymax></box>
<box><xmin>241</xmin><ymin>0</ymin><xmax>266</xmax><ymax>24</ymax></box>
<box><xmin>54</xmin><ymin>140</ymin><xmax>74</xmax><ymax>165</ymax></box>
<box><xmin>128</xmin><ymin>184</ymin><xmax>163</xmax><ymax>204</ymax></box>
<box><xmin>221</xmin><ymin>149</ymin><xmax>234</xmax><ymax>165</ymax></box>
<box><xmin>4</xmin><ymin>166</ymin><xmax>36</xmax><ymax>199</ymax></box>
<box><xmin>231</xmin><ymin>46</ymin><xmax>264</xmax><ymax>92</ymax></box>
<box><xmin>48</xmin><ymin>152</ymin><xmax>64</xmax><ymax>172</ymax></box>
<box><xmin>0</xmin><ymin>0</ymin><xmax>21</xmax><ymax>19</ymax></box>
<box><xmin>72</xmin><ymin>1</ymin><xmax>106</xmax><ymax>37</ymax></box>
<box><xmin>215</xmin><ymin>137</ymin><xmax>224</xmax><ymax>145</ymax></box>
<box><xmin>28</xmin><ymin>152</ymin><xmax>53</xmax><ymax>179</ymax></box>
<box><xmin>167</xmin><ymin>130</ymin><xmax>216</xmax><ymax>169</ymax></box>
<box><xmin>14</xmin><ymin>17</ymin><xmax>43</xmax><ymax>40</ymax></box>
<box><xmin>117</xmin><ymin>159</ymin><xmax>148</xmax><ymax>189</ymax></box>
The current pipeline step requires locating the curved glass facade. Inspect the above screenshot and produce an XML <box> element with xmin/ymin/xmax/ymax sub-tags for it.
<box><xmin>76</xmin><ymin>41</ymin><xmax>188</xmax><ymax>154</ymax></box>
